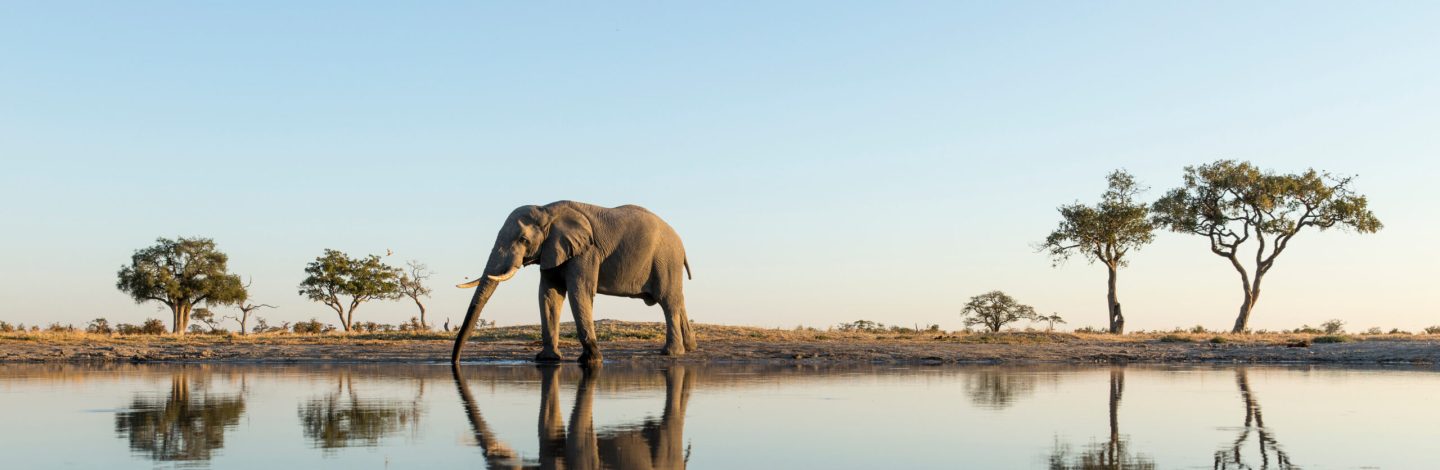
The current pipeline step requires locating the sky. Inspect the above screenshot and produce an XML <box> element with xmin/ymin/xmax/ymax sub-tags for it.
<box><xmin>1</xmin><ymin>1</ymin><xmax>1437</xmax><ymax>332</ymax></box>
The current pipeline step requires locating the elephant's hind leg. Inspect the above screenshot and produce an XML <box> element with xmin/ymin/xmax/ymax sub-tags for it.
<box><xmin>537</xmin><ymin>277</ymin><xmax>566</xmax><ymax>362</ymax></box>
<box><xmin>659</xmin><ymin>299</ymin><xmax>688</xmax><ymax>356</ymax></box>
<box><xmin>567</xmin><ymin>280</ymin><xmax>603</xmax><ymax>365</ymax></box>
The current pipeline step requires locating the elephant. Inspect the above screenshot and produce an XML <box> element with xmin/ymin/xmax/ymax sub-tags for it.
<box><xmin>452</xmin><ymin>201</ymin><xmax>695</xmax><ymax>364</ymax></box>
<box><xmin>452</xmin><ymin>364</ymin><xmax>695</xmax><ymax>469</ymax></box>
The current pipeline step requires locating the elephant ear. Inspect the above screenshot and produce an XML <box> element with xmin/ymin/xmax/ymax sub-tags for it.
<box><xmin>540</xmin><ymin>211</ymin><xmax>594</xmax><ymax>269</ymax></box>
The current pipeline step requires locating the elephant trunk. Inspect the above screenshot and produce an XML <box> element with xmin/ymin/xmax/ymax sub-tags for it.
<box><xmin>452</xmin><ymin>278</ymin><xmax>501</xmax><ymax>364</ymax></box>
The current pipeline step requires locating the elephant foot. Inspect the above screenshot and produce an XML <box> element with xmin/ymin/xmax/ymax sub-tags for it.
<box><xmin>683</xmin><ymin>339</ymin><xmax>698</xmax><ymax>351</ymax></box>
<box><xmin>535</xmin><ymin>351</ymin><xmax>563</xmax><ymax>363</ymax></box>
<box><xmin>660</xmin><ymin>344</ymin><xmax>687</xmax><ymax>356</ymax></box>
<box><xmin>577</xmin><ymin>351</ymin><xmax>604</xmax><ymax>365</ymax></box>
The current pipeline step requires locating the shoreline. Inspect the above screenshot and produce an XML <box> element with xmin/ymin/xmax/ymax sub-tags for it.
<box><xmin>2</xmin><ymin>321</ymin><xmax>1438</xmax><ymax>366</ymax></box>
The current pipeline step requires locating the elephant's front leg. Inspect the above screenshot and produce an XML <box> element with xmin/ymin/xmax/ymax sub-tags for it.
<box><xmin>567</xmin><ymin>277</ymin><xmax>602</xmax><ymax>364</ymax></box>
<box><xmin>537</xmin><ymin>275</ymin><xmax>566</xmax><ymax>362</ymax></box>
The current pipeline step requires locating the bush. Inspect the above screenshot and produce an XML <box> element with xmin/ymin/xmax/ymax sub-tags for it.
<box><xmin>1159</xmin><ymin>334</ymin><xmax>1194</xmax><ymax>343</ymax></box>
<box><xmin>1388</xmin><ymin>328</ymin><xmax>1410</xmax><ymax>335</ymax></box>
<box><xmin>0</xmin><ymin>321</ymin><xmax>14</xmax><ymax>333</ymax></box>
<box><xmin>399</xmin><ymin>317</ymin><xmax>428</xmax><ymax>332</ymax></box>
<box><xmin>1425</xmin><ymin>326</ymin><xmax>1440</xmax><ymax>335</ymax></box>
<box><xmin>46</xmin><ymin>323</ymin><xmax>76</xmax><ymax>333</ymax></box>
<box><xmin>1291</xmin><ymin>324</ymin><xmax>1323</xmax><ymax>334</ymax></box>
<box><xmin>1209</xmin><ymin>336</ymin><xmax>1228</xmax><ymax>344</ymax></box>
<box><xmin>1321</xmin><ymin>319</ymin><xmax>1345</xmax><ymax>335</ymax></box>
<box><xmin>1314</xmin><ymin>335</ymin><xmax>1352</xmax><ymax>344</ymax></box>
<box><xmin>293</xmin><ymin>319</ymin><xmax>329</xmax><ymax>334</ymax></box>
<box><xmin>1073</xmin><ymin>326</ymin><xmax>1104</xmax><ymax>334</ymax></box>
<box><xmin>117</xmin><ymin>319</ymin><xmax>168</xmax><ymax>335</ymax></box>
<box><xmin>1363</xmin><ymin>327</ymin><xmax>1383</xmax><ymax>335</ymax></box>
<box><xmin>87</xmin><ymin>318</ymin><xmax>114</xmax><ymax>334</ymax></box>
<box><xmin>836</xmin><ymin>320</ymin><xmax>888</xmax><ymax>333</ymax></box>
<box><xmin>1189</xmin><ymin>325</ymin><xmax>1209</xmax><ymax>334</ymax></box>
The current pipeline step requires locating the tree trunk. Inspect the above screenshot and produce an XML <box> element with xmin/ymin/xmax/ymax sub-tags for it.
<box><xmin>172</xmin><ymin>304</ymin><xmax>193</xmax><ymax>335</ymax></box>
<box><xmin>1231</xmin><ymin>279</ymin><xmax>1261</xmax><ymax>333</ymax></box>
<box><xmin>1106</xmin><ymin>265</ymin><xmax>1124</xmax><ymax>334</ymax></box>
<box><xmin>416</xmin><ymin>299</ymin><xmax>428</xmax><ymax>329</ymax></box>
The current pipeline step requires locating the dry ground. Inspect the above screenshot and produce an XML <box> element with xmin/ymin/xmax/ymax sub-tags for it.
<box><xmin>1</xmin><ymin>320</ymin><xmax>1437</xmax><ymax>365</ymax></box>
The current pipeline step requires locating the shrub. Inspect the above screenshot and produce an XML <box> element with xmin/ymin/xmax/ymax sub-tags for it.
<box><xmin>87</xmin><ymin>318</ymin><xmax>114</xmax><ymax>334</ymax></box>
<box><xmin>1321</xmin><ymin>319</ymin><xmax>1345</xmax><ymax>335</ymax></box>
<box><xmin>1209</xmin><ymin>336</ymin><xmax>1228</xmax><ymax>344</ymax></box>
<box><xmin>1291</xmin><ymin>324</ymin><xmax>1323</xmax><ymax>334</ymax></box>
<box><xmin>836</xmin><ymin>320</ymin><xmax>887</xmax><ymax>333</ymax></box>
<box><xmin>1074</xmin><ymin>326</ymin><xmax>1104</xmax><ymax>334</ymax></box>
<box><xmin>399</xmin><ymin>317</ymin><xmax>428</xmax><ymax>332</ymax></box>
<box><xmin>1424</xmin><ymin>326</ymin><xmax>1440</xmax><ymax>335</ymax></box>
<box><xmin>46</xmin><ymin>323</ymin><xmax>77</xmax><ymax>333</ymax></box>
<box><xmin>1159</xmin><ymin>334</ymin><xmax>1194</xmax><ymax>343</ymax></box>
<box><xmin>1363</xmin><ymin>327</ymin><xmax>1382</xmax><ymax>335</ymax></box>
<box><xmin>1314</xmin><ymin>335</ymin><xmax>1352</xmax><ymax>343</ymax></box>
<box><xmin>117</xmin><ymin>319</ymin><xmax>168</xmax><ymax>335</ymax></box>
<box><xmin>1189</xmin><ymin>325</ymin><xmax>1209</xmax><ymax>334</ymax></box>
<box><xmin>293</xmin><ymin>318</ymin><xmax>327</xmax><ymax>334</ymax></box>
<box><xmin>0</xmin><ymin>321</ymin><xmax>14</xmax><ymax>333</ymax></box>
<box><xmin>1388</xmin><ymin>328</ymin><xmax>1411</xmax><ymax>335</ymax></box>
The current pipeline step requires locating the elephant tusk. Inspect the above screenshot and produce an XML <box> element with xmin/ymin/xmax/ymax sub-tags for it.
<box><xmin>456</xmin><ymin>278</ymin><xmax>483</xmax><ymax>289</ymax></box>
<box><xmin>486</xmin><ymin>265</ymin><xmax>520</xmax><ymax>282</ymax></box>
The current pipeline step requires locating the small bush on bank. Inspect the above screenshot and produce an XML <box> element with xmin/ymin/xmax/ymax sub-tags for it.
<box><xmin>1159</xmin><ymin>334</ymin><xmax>1193</xmax><ymax>343</ymax></box>
<box><xmin>116</xmin><ymin>319</ymin><xmax>168</xmax><ymax>335</ymax></box>
<box><xmin>293</xmin><ymin>319</ymin><xmax>329</xmax><ymax>334</ymax></box>
<box><xmin>87</xmin><ymin>318</ymin><xmax>114</xmax><ymax>334</ymax></box>
<box><xmin>0</xmin><ymin>321</ymin><xmax>14</xmax><ymax>333</ymax></box>
<box><xmin>1321</xmin><ymin>319</ymin><xmax>1346</xmax><ymax>334</ymax></box>
<box><xmin>1209</xmin><ymin>336</ymin><xmax>1228</xmax><ymax>344</ymax></box>
<box><xmin>1424</xmin><ymin>326</ymin><xmax>1440</xmax><ymax>335</ymax></box>
<box><xmin>1314</xmin><ymin>335</ymin><xmax>1352</xmax><ymax>344</ymax></box>
<box><xmin>1291</xmin><ymin>325</ymin><xmax>1323</xmax><ymax>334</ymax></box>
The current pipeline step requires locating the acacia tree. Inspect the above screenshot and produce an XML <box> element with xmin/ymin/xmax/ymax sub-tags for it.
<box><xmin>1040</xmin><ymin>170</ymin><xmax>1154</xmax><ymax>334</ymax></box>
<box><xmin>962</xmin><ymin>290</ymin><xmax>1038</xmax><ymax>333</ymax></box>
<box><xmin>397</xmin><ymin>261</ymin><xmax>434</xmax><ymax>330</ymax></box>
<box><xmin>1151</xmin><ymin>161</ymin><xmax>1381</xmax><ymax>333</ymax></box>
<box><xmin>297</xmin><ymin>249</ymin><xmax>402</xmax><ymax>332</ymax></box>
<box><xmin>116</xmin><ymin>237</ymin><xmax>246</xmax><ymax>334</ymax></box>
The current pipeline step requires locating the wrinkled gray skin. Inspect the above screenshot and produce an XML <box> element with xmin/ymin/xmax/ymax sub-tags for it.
<box><xmin>452</xmin><ymin>201</ymin><xmax>694</xmax><ymax>364</ymax></box>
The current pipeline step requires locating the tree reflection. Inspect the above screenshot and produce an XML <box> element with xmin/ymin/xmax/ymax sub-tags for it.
<box><xmin>966</xmin><ymin>369</ymin><xmax>1038</xmax><ymax>409</ymax></box>
<box><xmin>113</xmin><ymin>373</ymin><xmax>246</xmax><ymax>462</ymax></box>
<box><xmin>297</xmin><ymin>373</ymin><xmax>423</xmax><ymax>449</ymax></box>
<box><xmin>1213</xmin><ymin>369</ymin><xmax>1295</xmax><ymax>469</ymax></box>
<box><xmin>453</xmin><ymin>365</ymin><xmax>694</xmax><ymax>469</ymax></box>
<box><xmin>1047</xmin><ymin>368</ymin><xmax>1155</xmax><ymax>469</ymax></box>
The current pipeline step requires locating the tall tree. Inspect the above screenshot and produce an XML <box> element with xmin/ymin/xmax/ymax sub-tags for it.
<box><xmin>397</xmin><ymin>261</ymin><xmax>434</xmax><ymax>330</ymax></box>
<box><xmin>297</xmin><ymin>249</ymin><xmax>402</xmax><ymax>332</ymax></box>
<box><xmin>961</xmin><ymin>290</ymin><xmax>1038</xmax><ymax>333</ymax></box>
<box><xmin>116</xmin><ymin>237</ymin><xmax>246</xmax><ymax>334</ymax></box>
<box><xmin>1040</xmin><ymin>170</ymin><xmax>1154</xmax><ymax>334</ymax></box>
<box><xmin>1152</xmin><ymin>161</ymin><xmax>1381</xmax><ymax>333</ymax></box>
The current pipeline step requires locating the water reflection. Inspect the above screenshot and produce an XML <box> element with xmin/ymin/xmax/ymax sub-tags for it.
<box><xmin>1213</xmin><ymin>369</ymin><xmax>1295</xmax><ymax>469</ymax></box>
<box><xmin>297</xmin><ymin>373</ymin><xmax>424</xmax><ymax>449</ymax></box>
<box><xmin>453</xmin><ymin>365</ymin><xmax>693</xmax><ymax>469</ymax></box>
<box><xmin>113</xmin><ymin>373</ymin><xmax>247</xmax><ymax>462</ymax></box>
<box><xmin>966</xmin><ymin>368</ymin><xmax>1039</xmax><ymax>409</ymax></box>
<box><xmin>1047</xmin><ymin>368</ymin><xmax>1154</xmax><ymax>469</ymax></box>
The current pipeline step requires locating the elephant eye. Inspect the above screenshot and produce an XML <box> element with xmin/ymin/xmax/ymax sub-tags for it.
<box><xmin>518</xmin><ymin>236</ymin><xmax>529</xmax><ymax>244</ymax></box>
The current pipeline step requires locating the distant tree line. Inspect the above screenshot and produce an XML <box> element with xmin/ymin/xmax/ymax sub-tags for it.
<box><xmin>111</xmin><ymin>236</ymin><xmax>437</xmax><ymax>335</ymax></box>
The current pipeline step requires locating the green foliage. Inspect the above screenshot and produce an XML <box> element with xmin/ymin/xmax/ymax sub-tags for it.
<box><xmin>1158</xmin><ymin>334</ymin><xmax>1193</xmax><ymax>343</ymax></box>
<box><xmin>961</xmin><ymin>290</ymin><xmax>1039</xmax><ymax>333</ymax></box>
<box><xmin>115</xmin><ymin>237</ymin><xmax>246</xmax><ymax>334</ymax></box>
<box><xmin>1363</xmin><ymin>327</ymin><xmax>1383</xmax><ymax>335</ymax></box>
<box><xmin>0</xmin><ymin>321</ymin><xmax>14</xmax><ymax>333</ymax></box>
<box><xmin>1321</xmin><ymin>319</ymin><xmax>1345</xmax><ymax>334</ymax></box>
<box><xmin>293</xmin><ymin>318</ymin><xmax>330</xmax><ymax>335</ymax></box>
<box><xmin>1313</xmin><ymin>335</ymin><xmax>1352</xmax><ymax>343</ymax></box>
<box><xmin>1041</xmin><ymin>170</ymin><xmax>1155</xmax><ymax>268</ymax></box>
<box><xmin>1291</xmin><ymin>324</ymin><xmax>1323</xmax><ymax>334</ymax></box>
<box><xmin>1151</xmin><ymin>161</ymin><xmax>1382</xmax><ymax>331</ymax></box>
<box><xmin>117</xmin><ymin>319</ymin><xmax>169</xmax><ymax>335</ymax></box>
<box><xmin>835</xmin><ymin>320</ymin><xmax>887</xmax><ymax>333</ymax></box>
<box><xmin>1424</xmin><ymin>326</ymin><xmax>1440</xmax><ymax>335</ymax></box>
<box><xmin>87</xmin><ymin>318</ymin><xmax>114</xmax><ymax>334</ymax></box>
<box><xmin>46</xmin><ymin>323</ymin><xmax>76</xmax><ymax>333</ymax></box>
<box><xmin>1209</xmin><ymin>336</ymin><xmax>1228</xmax><ymax>344</ymax></box>
<box><xmin>297</xmin><ymin>249</ymin><xmax>402</xmax><ymax>331</ymax></box>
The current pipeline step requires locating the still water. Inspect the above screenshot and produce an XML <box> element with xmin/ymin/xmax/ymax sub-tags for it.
<box><xmin>0</xmin><ymin>363</ymin><xmax>1435</xmax><ymax>469</ymax></box>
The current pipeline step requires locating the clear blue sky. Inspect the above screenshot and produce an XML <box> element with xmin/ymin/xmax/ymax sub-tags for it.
<box><xmin>2</xmin><ymin>1</ymin><xmax>1437</xmax><ymax>332</ymax></box>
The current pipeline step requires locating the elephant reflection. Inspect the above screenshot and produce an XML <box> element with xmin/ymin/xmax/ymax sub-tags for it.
<box><xmin>1213</xmin><ymin>369</ymin><xmax>1295</xmax><ymax>470</ymax></box>
<box><xmin>297</xmin><ymin>372</ymin><xmax>424</xmax><ymax>449</ymax></box>
<box><xmin>453</xmin><ymin>365</ymin><xmax>694</xmax><ymax>469</ymax></box>
<box><xmin>113</xmin><ymin>373</ymin><xmax>247</xmax><ymax>462</ymax></box>
<box><xmin>1047</xmin><ymin>368</ymin><xmax>1154</xmax><ymax>470</ymax></box>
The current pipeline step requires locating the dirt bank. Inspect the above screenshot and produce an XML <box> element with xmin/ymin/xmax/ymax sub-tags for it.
<box><xmin>2</xmin><ymin>321</ymin><xmax>1437</xmax><ymax>365</ymax></box>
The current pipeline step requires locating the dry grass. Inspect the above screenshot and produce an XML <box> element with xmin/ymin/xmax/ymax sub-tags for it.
<box><xmin>2</xmin><ymin>320</ymin><xmax>1435</xmax><ymax>347</ymax></box>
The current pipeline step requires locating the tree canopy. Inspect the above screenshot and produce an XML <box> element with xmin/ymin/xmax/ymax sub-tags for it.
<box><xmin>116</xmin><ymin>237</ymin><xmax>246</xmax><ymax>334</ymax></box>
<box><xmin>1151</xmin><ymin>160</ymin><xmax>1381</xmax><ymax>332</ymax></box>
<box><xmin>297</xmin><ymin>249</ymin><xmax>402</xmax><ymax>332</ymax></box>
<box><xmin>961</xmin><ymin>290</ymin><xmax>1038</xmax><ymax>333</ymax></box>
<box><xmin>1039</xmin><ymin>169</ymin><xmax>1154</xmax><ymax>333</ymax></box>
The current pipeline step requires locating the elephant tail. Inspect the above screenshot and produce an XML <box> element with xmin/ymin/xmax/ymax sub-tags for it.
<box><xmin>684</xmin><ymin>259</ymin><xmax>692</xmax><ymax>280</ymax></box>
